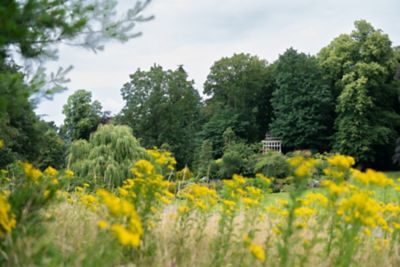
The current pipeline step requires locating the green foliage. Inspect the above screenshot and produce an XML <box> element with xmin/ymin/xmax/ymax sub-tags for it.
<box><xmin>197</xmin><ymin>107</ymin><xmax>241</xmax><ymax>158</ymax></box>
<box><xmin>67</xmin><ymin>124</ymin><xmax>148</xmax><ymax>187</ymax></box>
<box><xmin>34</xmin><ymin>121</ymin><xmax>66</xmax><ymax>170</ymax></box>
<box><xmin>319</xmin><ymin>20</ymin><xmax>400</xmax><ymax>164</ymax></box>
<box><xmin>0</xmin><ymin>0</ymin><xmax>153</xmax><ymax>98</ymax></box>
<box><xmin>203</xmin><ymin>53</ymin><xmax>275</xmax><ymax>146</ymax></box>
<box><xmin>254</xmin><ymin>151</ymin><xmax>290</xmax><ymax>179</ymax></box>
<box><xmin>196</xmin><ymin>139</ymin><xmax>214</xmax><ymax>178</ymax></box>
<box><xmin>61</xmin><ymin>89</ymin><xmax>103</xmax><ymax>141</ymax></box>
<box><xmin>218</xmin><ymin>132</ymin><xmax>259</xmax><ymax>178</ymax></box>
<box><xmin>0</xmin><ymin>162</ymin><xmax>67</xmax><ymax>266</ymax></box>
<box><xmin>0</xmin><ymin>60</ymin><xmax>65</xmax><ymax>169</ymax></box>
<box><xmin>270</xmin><ymin>48</ymin><xmax>333</xmax><ymax>151</ymax></box>
<box><xmin>119</xmin><ymin>65</ymin><xmax>202</xmax><ymax>168</ymax></box>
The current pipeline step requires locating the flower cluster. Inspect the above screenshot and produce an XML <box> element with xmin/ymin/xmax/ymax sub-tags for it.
<box><xmin>96</xmin><ymin>188</ymin><xmax>143</xmax><ymax>247</ymax></box>
<box><xmin>146</xmin><ymin>148</ymin><xmax>177</xmax><ymax>172</ymax></box>
<box><xmin>0</xmin><ymin>193</ymin><xmax>16</xmax><ymax>237</ymax></box>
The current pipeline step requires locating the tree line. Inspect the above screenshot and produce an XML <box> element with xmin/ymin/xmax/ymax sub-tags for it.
<box><xmin>1</xmin><ymin>20</ymin><xmax>400</xmax><ymax>173</ymax></box>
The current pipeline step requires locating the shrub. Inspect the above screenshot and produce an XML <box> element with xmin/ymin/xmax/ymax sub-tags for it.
<box><xmin>254</xmin><ymin>151</ymin><xmax>290</xmax><ymax>179</ymax></box>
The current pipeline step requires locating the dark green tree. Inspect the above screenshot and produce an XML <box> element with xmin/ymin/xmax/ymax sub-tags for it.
<box><xmin>319</xmin><ymin>20</ymin><xmax>400</xmax><ymax>165</ymax></box>
<box><xmin>203</xmin><ymin>53</ymin><xmax>275</xmax><ymax>144</ymax></box>
<box><xmin>119</xmin><ymin>65</ymin><xmax>202</xmax><ymax>167</ymax></box>
<box><xmin>34</xmin><ymin>121</ymin><xmax>66</xmax><ymax>169</ymax></box>
<box><xmin>270</xmin><ymin>48</ymin><xmax>333</xmax><ymax>151</ymax></box>
<box><xmin>197</xmin><ymin>107</ymin><xmax>241</xmax><ymax>158</ymax></box>
<box><xmin>0</xmin><ymin>60</ymin><xmax>66</xmax><ymax>168</ymax></box>
<box><xmin>61</xmin><ymin>89</ymin><xmax>103</xmax><ymax>141</ymax></box>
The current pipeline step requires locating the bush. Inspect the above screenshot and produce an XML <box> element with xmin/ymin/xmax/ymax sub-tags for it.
<box><xmin>254</xmin><ymin>151</ymin><xmax>290</xmax><ymax>179</ymax></box>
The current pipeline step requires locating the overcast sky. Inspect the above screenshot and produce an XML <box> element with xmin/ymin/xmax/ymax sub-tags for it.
<box><xmin>36</xmin><ymin>0</ymin><xmax>400</xmax><ymax>125</ymax></box>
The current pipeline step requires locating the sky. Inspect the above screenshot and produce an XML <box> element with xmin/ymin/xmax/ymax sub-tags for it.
<box><xmin>36</xmin><ymin>0</ymin><xmax>400</xmax><ymax>125</ymax></box>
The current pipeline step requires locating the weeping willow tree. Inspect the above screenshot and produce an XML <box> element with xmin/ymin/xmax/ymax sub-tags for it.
<box><xmin>67</xmin><ymin>124</ymin><xmax>148</xmax><ymax>187</ymax></box>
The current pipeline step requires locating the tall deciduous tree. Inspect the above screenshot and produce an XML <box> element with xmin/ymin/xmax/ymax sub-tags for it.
<box><xmin>62</xmin><ymin>89</ymin><xmax>103</xmax><ymax>141</ymax></box>
<box><xmin>270</xmin><ymin>48</ymin><xmax>333</xmax><ymax>151</ymax></box>
<box><xmin>201</xmin><ymin>53</ymin><xmax>275</xmax><ymax>156</ymax></box>
<box><xmin>319</xmin><ymin>20</ymin><xmax>400</xmax><ymax>165</ymax></box>
<box><xmin>119</xmin><ymin>65</ymin><xmax>202</xmax><ymax>167</ymax></box>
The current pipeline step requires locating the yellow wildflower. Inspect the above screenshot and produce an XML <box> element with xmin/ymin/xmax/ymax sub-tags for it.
<box><xmin>256</xmin><ymin>173</ymin><xmax>271</xmax><ymax>185</ymax></box>
<box><xmin>294</xmin><ymin>207</ymin><xmax>316</xmax><ymax>217</ymax></box>
<box><xmin>288</xmin><ymin>156</ymin><xmax>303</xmax><ymax>167</ymax></box>
<box><xmin>294</xmin><ymin>159</ymin><xmax>318</xmax><ymax>177</ymax></box>
<box><xmin>0</xmin><ymin>193</ymin><xmax>16</xmax><ymax>237</ymax></box>
<box><xmin>21</xmin><ymin>162</ymin><xmax>42</xmax><ymax>182</ymax></box>
<box><xmin>43</xmin><ymin>190</ymin><xmax>50</xmax><ymax>199</ymax></box>
<box><xmin>222</xmin><ymin>200</ymin><xmax>236</xmax><ymax>207</ymax></box>
<box><xmin>233</xmin><ymin>174</ymin><xmax>246</xmax><ymax>184</ymax></box>
<box><xmin>178</xmin><ymin>205</ymin><xmax>190</xmax><ymax>215</ymax></box>
<box><xmin>242</xmin><ymin>197</ymin><xmax>259</xmax><ymax>207</ymax></box>
<box><xmin>131</xmin><ymin>159</ymin><xmax>155</xmax><ymax>177</ymax></box>
<box><xmin>65</xmin><ymin>169</ymin><xmax>74</xmax><ymax>178</ymax></box>
<box><xmin>301</xmin><ymin>192</ymin><xmax>328</xmax><ymax>206</ymax></box>
<box><xmin>110</xmin><ymin>224</ymin><xmax>140</xmax><ymax>247</ymax></box>
<box><xmin>44</xmin><ymin>166</ymin><xmax>58</xmax><ymax>176</ymax></box>
<box><xmin>97</xmin><ymin>220</ymin><xmax>109</xmax><ymax>230</ymax></box>
<box><xmin>0</xmin><ymin>139</ymin><xmax>4</xmax><ymax>149</ymax></box>
<box><xmin>327</xmin><ymin>155</ymin><xmax>355</xmax><ymax>169</ymax></box>
<box><xmin>118</xmin><ymin>187</ymin><xmax>129</xmax><ymax>197</ymax></box>
<box><xmin>249</xmin><ymin>243</ymin><xmax>265</xmax><ymax>262</ymax></box>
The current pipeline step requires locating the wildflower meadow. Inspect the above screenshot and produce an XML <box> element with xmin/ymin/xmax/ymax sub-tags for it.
<box><xmin>1</xmin><ymin>145</ymin><xmax>399</xmax><ymax>266</ymax></box>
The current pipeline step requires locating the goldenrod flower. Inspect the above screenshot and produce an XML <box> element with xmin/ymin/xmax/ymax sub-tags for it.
<box><xmin>294</xmin><ymin>207</ymin><xmax>316</xmax><ymax>217</ymax></box>
<box><xmin>232</xmin><ymin>174</ymin><xmax>246</xmax><ymax>184</ymax></box>
<box><xmin>327</xmin><ymin>154</ymin><xmax>355</xmax><ymax>169</ymax></box>
<box><xmin>21</xmin><ymin>162</ymin><xmax>42</xmax><ymax>182</ymax></box>
<box><xmin>131</xmin><ymin>159</ymin><xmax>155</xmax><ymax>177</ymax></box>
<box><xmin>110</xmin><ymin>224</ymin><xmax>140</xmax><ymax>247</ymax></box>
<box><xmin>178</xmin><ymin>205</ymin><xmax>190</xmax><ymax>215</ymax></box>
<box><xmin>65</xmin><ymin>169</ymin><xmax>74</xmax><ymax>178</ymax></box>
<box><xmin>97</xmin><ymin>220</ymin><xmax>109</xmax><ymax>230</ymax></box>
<box><xmin>44</xmin><ymin>166</ymin><xmax>58</xmax><ymax>176</ymax></box>
<box><xmin>0</xmin><ymin>193</ymin><xmax>16</xmax><ymax>237</ymax></box>
<box><xmin>249</xmin><ymin>243</ymin><xmax>265</xmax><ymax>262</ymax></box>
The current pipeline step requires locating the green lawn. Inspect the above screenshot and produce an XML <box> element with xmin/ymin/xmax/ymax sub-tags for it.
<box><xmin>384</xmin><ymin>171</ymin><xmax>400</xmax><ymax>179</ymax></box>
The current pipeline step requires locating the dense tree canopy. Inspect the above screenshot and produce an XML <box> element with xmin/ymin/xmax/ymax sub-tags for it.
<box><xmin>119</xmin><ymin>65</ymin><xmax>202</xmax><ymax>167</ymax></box>
<box><xmin>319</xmin><ymin>20</ymin><xmax>400</xmax><ymax>165</ymax></box>
<box><xmin>61</xmin><ymin>89</ymin><xmax>103</xmax><ymax>141</ymax></box>
<box><xmin>0</xmin><ymin>59</ymin><xmax>65</xmax><ymax>168</ymax></box>
<box><xmin>201</xmin><ymin>53</ymin><xmax>275</xmax><ymax>157</ymax></box>
<box><xmin>270</xmin><ymin>48</ymin><xmax>333</xmax><ymax>151</ymax></box>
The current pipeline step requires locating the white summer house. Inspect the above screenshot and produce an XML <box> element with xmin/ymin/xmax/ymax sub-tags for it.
<box><xmin>261</xmin><ymin>133</ymin><xmax>282</xmax><ymax>153</ymax></box>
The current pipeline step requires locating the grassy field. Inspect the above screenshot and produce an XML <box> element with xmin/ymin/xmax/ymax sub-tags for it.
<box><xmin>1</xmin><ymin>155</ymin><xmax>400</xmax><ymax>267</ymax></box>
